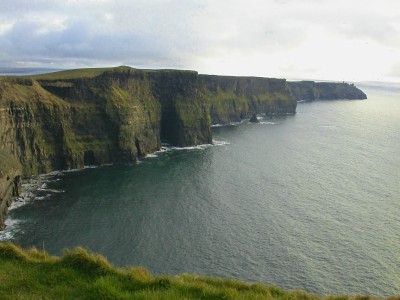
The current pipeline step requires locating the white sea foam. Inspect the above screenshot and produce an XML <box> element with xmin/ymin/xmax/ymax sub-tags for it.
<box><xmin>258</xmin><ymin>121</ymin><xmax>276</xmax><ymax>125</ymax></box>
<box><xmin>169</xmin><ymin>145</ymin><xmax>205</xmax><ymax>151</ymax></box>
<box><xmin>34</xmin><ymin>194</ymin><xmax>52</xmax><ymax>201</ymax></box>
<box><xmin>168</xmin><ymin>140</ymin><xmax>230</xmax><ymax>151</ymax></box>
<box><xmin>9</xmin><ymin>197</ymin><xmax>29</xmax><ymax>210</ymax></box>
<box><xmin>0</xmin><ymin>218</ymin><xmax>23</xmax><ymax>241</ymax></box>
<box><xmin>149</xmin><ymin>140</ymin><xmax>230</xmax><ymax>154</ymax></box>
<box><xmin>37</xmin><ymin>188</ymin><xmax>65</xmax><ymax>193</ymax></box>
<box><xmin>212</xmin><ymin>140</ymin><xmax>230</xmax><ymax>146</ymax></box>
<box><xmin>62</xmin><ymin>168</ymin><xmax>84</xmax><ymax>173</ymax></box>
<box><xmin>211</xmin><ymin>121</ymin><xmax>243</xmax><ymax>127</ymax></box>
<box><xmin>8</xmin><ymin>171</ymin><xmax>65</xmax><ymax>212</ymax></box>
<box><xmin>84</xmin><ymin>165</ymin><xmax>100</xmax><ymax>169</ymax></box>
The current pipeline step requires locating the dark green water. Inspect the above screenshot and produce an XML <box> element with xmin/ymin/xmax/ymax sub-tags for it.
<box><xmin>2</xmin><ymin>83</ymin><xmax>400</xmax><ymax>296</ymax></box>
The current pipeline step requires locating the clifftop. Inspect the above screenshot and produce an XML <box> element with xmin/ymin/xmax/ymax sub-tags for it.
<box><xmin>288</xmin><ymin>81</ymin><xmax>367</xmax><ymax>101</ymax></box>
<box><xmin>0</xmin><ymin>243</ymin><xmax>388</xmax><ymax>299</ymax></box>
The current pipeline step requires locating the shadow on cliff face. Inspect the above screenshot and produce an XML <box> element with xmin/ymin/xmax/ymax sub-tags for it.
<box><xmin>83</xmin><ymin>151</ymin><xmax>97</xmax><ymax>166</ymax></box>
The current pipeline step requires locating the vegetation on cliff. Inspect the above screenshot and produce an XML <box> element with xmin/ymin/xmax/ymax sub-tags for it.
<box><xmin>0</xmin><ymin>66</ymin><xmax>367</xmax><ymax>229</ymax></box>
<box><xmin>199</xmin><ymin>75</ymin><xmax>296</xmax><ymax>124</ymax></box>
<box><xmin>288</xmin><ymin>81</ymin><xmax>367</xmax><ymax>101</ymax></box>
<box><xmin>0</xmin><ymin>243</ymin><xmax>392</xmax><ymax>300</ymax></box>
<box><xmin>0</xmin><ymin>66</ymin><xmax>299</xmax><ymax>177</ymax></box>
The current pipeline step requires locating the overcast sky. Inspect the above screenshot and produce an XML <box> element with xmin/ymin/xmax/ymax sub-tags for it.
<box><xmin>1</xmin><ymin>0</ymin><xmax>399</xmax><ymax>81</ymax></box>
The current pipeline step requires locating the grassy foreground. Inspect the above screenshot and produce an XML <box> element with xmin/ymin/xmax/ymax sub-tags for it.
<box><xmin>0</xmin><ymin>243</ymin><xmax>395</xmax><ymax>300</ymax></box>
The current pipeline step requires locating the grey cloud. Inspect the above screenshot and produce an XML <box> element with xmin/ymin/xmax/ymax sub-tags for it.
<box><xmin>0</xmin><ymin>0</ymin><xmax>399</xmax><ymax>81</ymax></box>
<box><xmin>0</xmin><ymin>2</ymin><xmax>200</xmax><ymax>67</ymax></box>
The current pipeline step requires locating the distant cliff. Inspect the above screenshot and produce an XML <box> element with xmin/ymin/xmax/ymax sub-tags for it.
<box><xmin>0</xmin><ymin>66</ymin><xmax>367</xmax><ymax>228</ymax></box>
<box><xmin>200</xmin><ymin>75</ymin><xmax>295</xmax><ymax>124</ymax></box>
<box><xmin>288</xmin><ymin>81</ymin><xmax>367</xmax><ymax>101</ymax></box>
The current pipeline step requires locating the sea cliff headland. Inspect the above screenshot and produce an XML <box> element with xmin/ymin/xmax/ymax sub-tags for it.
<box><xmin>0</xmin><ymin>66</ymin><xmax>367</xmax><ymax>229</ymax></box>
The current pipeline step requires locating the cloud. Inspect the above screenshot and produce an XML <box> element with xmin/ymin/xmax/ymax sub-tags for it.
<box><xmin>0</xmin><ymin>0</ymin><xmax>399</xmax><ymax>81</ymax></box>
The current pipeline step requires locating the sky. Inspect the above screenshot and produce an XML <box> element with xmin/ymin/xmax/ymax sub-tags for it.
<box><xmin>0</xmin><ymin>0</ymin><xmax>399</xmax><ymax>82</ymax></box>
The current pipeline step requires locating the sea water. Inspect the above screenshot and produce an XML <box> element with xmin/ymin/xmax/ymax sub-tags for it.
<box><xmin>2</xmin><ymin>82</ymin><xmax>399</xmax><ymax>296</ymax></box>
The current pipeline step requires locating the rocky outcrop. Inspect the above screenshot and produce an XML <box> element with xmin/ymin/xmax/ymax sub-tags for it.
<box><xmin>288</xmin><ymin>81</ymin><xmax>367</xmax><ymax>101</ymax></box>
<box><xmin>249</xmin><ymin>113</ymin><xmax>260</xmax><ymax>123</ymax></box>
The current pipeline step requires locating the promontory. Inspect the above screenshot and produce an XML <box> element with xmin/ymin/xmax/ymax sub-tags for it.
<box><xmin>0</xmin><ymin>66</ymin><xmax>366</xmax><ymax>228</ymax></box>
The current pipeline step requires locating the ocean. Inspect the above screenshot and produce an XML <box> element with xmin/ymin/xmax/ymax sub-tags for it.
<box><xmin>1</xmin><ymin>82</ymin><xmax>399</xmax><ymax>296</ymax></box>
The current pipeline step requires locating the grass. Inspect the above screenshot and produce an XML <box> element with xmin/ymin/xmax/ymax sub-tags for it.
<box><xmin>0</xmin><ymin>243</ymin><xmax>396</xmax><ymax>300</ymax></box>
<box><xmin>28</xmin><ymin>66</ymin><xmax>196</xmax><ymax>81</ymax></box>
<box><xmin>28</xmin><ymin>67</ymin><xmax>124</xmax><ymax>80</ymax></box>
<box><xmin>30</xmin><ymin>67</ymin><xmax>113</xmax><ymax>80</ymax></box>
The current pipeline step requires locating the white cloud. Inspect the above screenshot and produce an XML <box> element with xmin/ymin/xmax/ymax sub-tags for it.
<box><xmin>0</xmin><ymin>0</ymin><xmax>399</xmax><ymax>81</ymax></box>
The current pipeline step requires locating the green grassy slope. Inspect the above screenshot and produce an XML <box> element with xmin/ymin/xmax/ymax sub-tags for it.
<box><xmin>30</xmin><ymin>67</ymin><xmax>115</xmax><ymax>80</ymax></box>
<box><xmin>0</xmin><ymin>243</ymin><xmax>394</xmax><ymax>300</ymax></box>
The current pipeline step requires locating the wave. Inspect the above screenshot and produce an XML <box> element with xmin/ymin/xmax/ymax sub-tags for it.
<box><xmin>211</xmin><ymin>121</ymin><xmax>243</xmax><ymax>127</ymax></box>
<box><xmin>37</xmin><ymin>188</ymin><xmax>65</xmax><ymax>193</ymax></box>
<box><xmin>0</xmin><ymin>218</ymin><xmax>23</xmax><ymax>241</ymax></box>
<box><xmin>213</xmin><ymin>118</ymin><xmax>277</xmax><ymax>127</ymax></box>
<box><xmin>84</xmin><ymin>165</ymin><xmax>100</xmax><ymax>169</ymax></box>
<box><xmin>145</xmin><ymin>140</ymin><xmax>230</xmax><ymax>156</ymax></box>
<box><xmin>9</xmin><ymin>197</ymin><xmax>29</xmax><ymax>210</ymax></box>
<box><xmin>212</xmin><ymin>140</ymin><xmax>230</xmax><ymax>146</ymax></box>
<box><xmin>168</xmin><ymin>140</ymin><xmax>230</xmax><ymax>151</ymax></box>
<box><xmin>258</xmin><ymin>121</ymin><xmax>276</xmax><ymax>125</ymax></box>
<box><xmin>8</xmin><ymin>173</ymin><xmax>65</xmax><ymax>212</ymax></box>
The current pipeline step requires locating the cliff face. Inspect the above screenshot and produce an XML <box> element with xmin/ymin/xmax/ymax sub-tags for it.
<box><xmin>0</xmin><ymin>69</ymin><xmax>163</xmax><ymax>227</ymax></box>
<box><xmin>0</xmin><ymin>150</ymin><xmax>21</xmax><ymax>230</ymax></box>
<box><xmin>0</xmin><ymin>67</ymin><xmax>369</xmax><ymax>176</ymax></box>
<box><xmin>0</xmin><ymin>70</ymin><xmax>160</xmax><ymax>176</ymax></box>
<box><xmin>0</xmin><ymin>66</ymin><xmax>368</xmax><ymax>228</ymax></box>
<box><xmin>288</xmin><ymin>81</ymin><xmax>367</xmax><ymax>101</ymax></box>
<box><xmin>148</xmin><ymin>70</ymin><xmax>212</xmax><ymax>147</ymax></box>
<box><xmin>199</xmin><ymin>75</ymin><xmax>296</xmax><ymax>124</ymax></box>
<box><xmin>37</xmin><ymin>68</ymin><xmax>161</xmax><ymax>166</ymax></box>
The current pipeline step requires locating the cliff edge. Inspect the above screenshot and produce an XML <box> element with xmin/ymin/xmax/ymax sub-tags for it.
<box><xmin>288</xmin><ymin>81</ymin><xmax>367</xmax><ymax>101</ymax></box>
<box><xmin>0</xmin><ymin>66</ymin><xmax>367</xmax><ymax>228</ymax></box>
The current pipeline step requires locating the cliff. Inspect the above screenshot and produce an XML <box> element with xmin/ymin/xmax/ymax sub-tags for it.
<box><xmin>147</xmin><ymin>70</ymin><xmax>212</xmax><ymax>147</ymax></box>
<box><xmin>0</xmin><ymin>66</ymin><xmax>367</xmax><ymax>228</ymax></box>
<box><xmin>0</xmin><ymin>151</ymin><xmax>21</xmax><ymax>230</ymax></box>
<box><xmin>0</xmin><ymin>70</ymin><xmax>160</xmax><ymax>176</ymax></box>
<box><xmin>288</xmin><ymin>81</ymin><xmax>367</xmax><ymax>101</ymax></box>
<box><xmin>199</xmin><ymin>75</ymin><xmax>296</xmax><ymax>124</ymax></box>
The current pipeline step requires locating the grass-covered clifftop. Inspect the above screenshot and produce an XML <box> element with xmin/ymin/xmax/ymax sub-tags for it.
<box><xmin>0</xmin><ymin>243</ymin><xmax>392</xmax><ymax>300</ymax></box>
